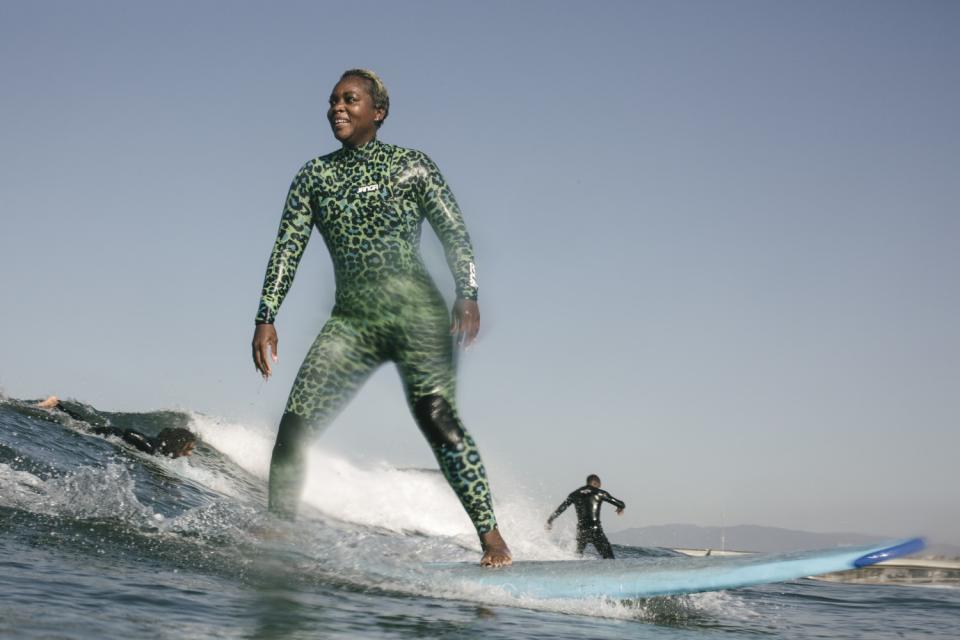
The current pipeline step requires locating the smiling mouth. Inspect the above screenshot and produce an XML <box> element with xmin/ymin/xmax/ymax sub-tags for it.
<box><xmin>333</xmin><ymin>117</ymin><xmax>350</xmax><ymax>126</ymax></box>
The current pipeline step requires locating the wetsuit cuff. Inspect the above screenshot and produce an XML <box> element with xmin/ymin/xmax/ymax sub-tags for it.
<box><xmin>255</xmin><ymin>302</ymin><xmax>277</xmax><ymax>324</ymax></box>
<box><xmin>456</xmin><ymin>288</ymin><xmax>478</xmax><ymax>301</ymax></box>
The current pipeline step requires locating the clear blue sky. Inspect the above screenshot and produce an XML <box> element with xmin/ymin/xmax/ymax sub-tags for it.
<box><xmin>2</xmin><ymin>1</ymin><xmax>958</xmax><ymax>544</ymax></box>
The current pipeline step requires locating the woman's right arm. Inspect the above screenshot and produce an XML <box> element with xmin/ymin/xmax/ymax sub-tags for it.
<box><xmin>252</xmin><ymin>163</ymin><xmax>316</xmax><ymax>378</ymax></box>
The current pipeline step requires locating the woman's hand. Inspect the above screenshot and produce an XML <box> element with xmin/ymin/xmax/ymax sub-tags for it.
<box><xmin>252</xmin><ymin>323</ymin><xmax>279</xmax><ymax>379</ymax></box>
<box><xmin>451</xmin><ymin>298</ymin><xmax>480</xmax><ymax>350</ymax></box>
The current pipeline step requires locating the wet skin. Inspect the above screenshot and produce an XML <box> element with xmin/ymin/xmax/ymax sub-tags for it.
<box><xmin>481</xmin><ymin>529</ymin><xmax>512</xmax><ymax>568</ymax></box>
<box><xmin>327</xmin><ymin>76</ymin><xmax>384</xmax><ymax>148</ymax></box>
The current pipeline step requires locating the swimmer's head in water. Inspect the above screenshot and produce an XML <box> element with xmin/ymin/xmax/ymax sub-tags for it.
<box><xmin>587</xmin><ymin>474</ymin><xmax>601</xmax><ymax>488</ymax></box>
<box><xmin>339</xmin><ymin>68</ymin><xmax>389</xmax><ymax>128</ymax></box>
<box><xmin>155</xmin><ymin>427</ymin><xmax>197</xmax><ymax>458</ymax></box>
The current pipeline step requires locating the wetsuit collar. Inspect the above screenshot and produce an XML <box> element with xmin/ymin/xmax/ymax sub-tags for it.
<box><xmin>339</xmin><ymin>138</ymin><xmax>381</xmax><ymax>160</ymax></box>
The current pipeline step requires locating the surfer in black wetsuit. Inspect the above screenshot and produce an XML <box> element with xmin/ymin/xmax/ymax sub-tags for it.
<box><xmin>546</xmin><ymin>474</ymin><xmax>625</xmax><ymax>559</ymax></box>
<box><xmin>36</xmin><ymin>395</ymin><xmax>197</xmax><ymax>458</ymax></box>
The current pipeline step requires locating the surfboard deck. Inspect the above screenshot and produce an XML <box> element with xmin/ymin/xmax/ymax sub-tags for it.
<box><xmin>425</xmin><ymin>537</ymin><xmax>925</xmax><ymax>599</ymax></box>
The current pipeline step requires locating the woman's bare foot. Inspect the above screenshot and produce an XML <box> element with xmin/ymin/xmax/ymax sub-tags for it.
<box><xmin>36</xmin><ymin>395</ymin><xmax>60</xmax><ymax>409</ymax></box>
<box><xmin>480</xmin><ymin>528</ymin><xmax>512</xmax><ymax>568</ymax></box>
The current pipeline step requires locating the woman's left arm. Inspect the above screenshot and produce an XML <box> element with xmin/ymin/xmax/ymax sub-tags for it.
<box><xmin>417</xmin><ymin>153</ymin><xmax>480</xmax><ymax>347</ymax></box>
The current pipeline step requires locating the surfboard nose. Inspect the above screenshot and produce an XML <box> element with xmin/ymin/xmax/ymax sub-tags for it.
<box><xmin>853</xmin><ymin>537</ymin><xmax>926</xmax><ymax>568</ymax></box>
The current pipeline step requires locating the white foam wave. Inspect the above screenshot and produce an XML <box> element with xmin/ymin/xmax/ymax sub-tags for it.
<box><xmin>187</xmin><ymin>412</ymin><xmax>575</xmax><ymax>559</ymax></box>
<box><xmin>188</xmin><ymin>412</ymin><xmax>273</xmax><ymax>479</ymax></box>
<box><xmin>182</xmin><ymin>413</ymin><xmax>760</xmax><ymax>621</ymax></box>
<box><xmin>0</xmin><ymin>462</ymin><xmax>160</xmax><ymax>524</ymax></box>
<box><xmin>1</xmin><ymin>408</ymin><xmax>758</xmax><ymax>622</ymax></box>
<box><xmin>160</xmin><ymin>454</ymin><xmax>244</xmax><ymax>499</ymax></box>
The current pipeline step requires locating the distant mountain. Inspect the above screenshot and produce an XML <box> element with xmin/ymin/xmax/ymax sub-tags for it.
<box><xmin>609</xmin><ymin>524</ymin><xmax>960</xmax><ymax>557</ymax></box>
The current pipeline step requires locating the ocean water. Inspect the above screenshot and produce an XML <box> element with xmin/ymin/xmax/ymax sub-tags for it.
<box><xmin>2</xmin><ymin>398</ymin><xmax>957</xmax><ymax>639</ymax></box>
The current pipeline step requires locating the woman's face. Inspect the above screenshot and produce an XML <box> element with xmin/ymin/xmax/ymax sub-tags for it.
<box><xmin>327</xmin><ymin>76</ymin><xmax>385</xmax><ymax>147</ymax></box>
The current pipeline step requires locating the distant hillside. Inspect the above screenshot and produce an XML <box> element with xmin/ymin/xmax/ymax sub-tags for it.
<box><xmin>610</xmin><ymin>524</ymin><xmax>960</xmax><ymax>557</ymax></box>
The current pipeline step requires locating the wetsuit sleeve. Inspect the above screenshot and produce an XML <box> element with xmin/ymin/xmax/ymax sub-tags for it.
<box><xmin>89</xmin><ymin>426</ymin><xmax>157</xmax><ymax>454</ymax></box>
<box><xmin>547</xmin><ymin>494</ymin><xmax>575</xmax><ymax>524</ymax></box>
<box><xmin>600</xmin><ymin>490</ymin><xmax>625</xmax><ymax>510</ymax></box>
<box><xmin>415</xmin><ymin>153</ymin><xmax>479</xmax><ymax>301</ymax></box>
<box><xmin>58</xmin><ymin>405</ymin><xmax>88</xmax><ymax>422</ymax></box>
<box><xmin>255</xmin><ymin>164</ymin><xmax>317</xmax><ymax>324</ymax></box>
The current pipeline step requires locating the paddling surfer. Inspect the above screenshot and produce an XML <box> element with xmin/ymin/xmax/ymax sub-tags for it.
<box><xmin>37</xmin><ymin>395</ymin><xmax>197</xmax><ymax>458</ymax></box>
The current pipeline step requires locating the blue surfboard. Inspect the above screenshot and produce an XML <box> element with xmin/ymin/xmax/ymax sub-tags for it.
<box><xmin>426</xmin><ymin>537</ymin><xmax>924</xmax><ymax>599</ymax></box>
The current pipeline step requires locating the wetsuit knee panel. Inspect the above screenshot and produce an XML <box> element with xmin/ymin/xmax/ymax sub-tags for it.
<box><xmin>413</xmin><ymin>395</ymin><xmax>464</xmax><ymax>449</ymax></box>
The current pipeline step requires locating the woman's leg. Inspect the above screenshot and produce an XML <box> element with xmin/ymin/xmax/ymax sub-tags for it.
<box><xmin>393</xmin><ymin>300</ymin><xmax>509</xmax><ymax>564</ymax></box>
<box><xmin>269</xmin><ymin>316</ymin><xmax>381</xmax><ymax>518</ymax></box>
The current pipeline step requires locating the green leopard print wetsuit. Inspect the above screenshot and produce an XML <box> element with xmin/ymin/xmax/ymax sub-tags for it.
<box><xmin>256</xmin><ymin>139</ymin><xmax>497</xmax><ymax>536</ymax></box>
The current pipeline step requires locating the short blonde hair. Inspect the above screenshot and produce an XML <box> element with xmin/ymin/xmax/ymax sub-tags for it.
<box><xmin>340</xmin><ymin>68</ymin><xmax>390</xmax><ymax>128</ymax></box>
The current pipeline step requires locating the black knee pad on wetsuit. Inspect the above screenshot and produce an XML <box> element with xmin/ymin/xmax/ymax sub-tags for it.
<box><xmin>413</xmin><ymin>395</ymin><xmax>464</xmax><ymax>449</ymax></box>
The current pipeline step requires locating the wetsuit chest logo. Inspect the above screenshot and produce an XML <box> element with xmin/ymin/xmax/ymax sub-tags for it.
<box><xmin>356</xmin><ymin>183</ymin><xmax>379</xmax><ymax>194</ymax></box>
